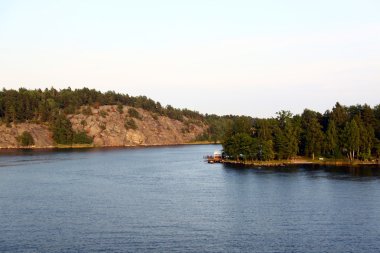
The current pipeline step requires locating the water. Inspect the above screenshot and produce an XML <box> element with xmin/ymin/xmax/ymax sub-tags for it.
<box><xmin>1</xmin><ymin>145</ymin><xmax>380</xmax><ymax>252</ymax></box>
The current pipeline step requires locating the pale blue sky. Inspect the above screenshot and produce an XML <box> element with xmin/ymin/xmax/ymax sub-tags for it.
<box><xmin>0</xmin><ymin>0</ymin><xmax>379</xmax><ymax>117</ymax></box>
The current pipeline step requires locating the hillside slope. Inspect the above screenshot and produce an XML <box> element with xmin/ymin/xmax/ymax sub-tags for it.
<box><xmin>0</xmin><ymin>123</ymin><xmax>53</xmax><ymax>148</ymax></box>
<box><xmin>0</xmin><ymin>105</ymin><xmax>207</xmax><ymax>148</ymax></box>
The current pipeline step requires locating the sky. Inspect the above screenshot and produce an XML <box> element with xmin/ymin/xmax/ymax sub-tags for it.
<box><xmin>0</xmin><ymin>0</ymin><xmax>379</xmax><ymax>117</ymax></box>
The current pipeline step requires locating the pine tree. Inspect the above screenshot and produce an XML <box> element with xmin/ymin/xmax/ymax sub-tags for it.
<box><xmin>325</xmin><ymin>120</ymin><xmax>339</xmax><ymax>157</ymax></box>
<box><xmin>342</xmin><ymin>119</ymin><xmax>360</xmax><ymax>161</ymax></box>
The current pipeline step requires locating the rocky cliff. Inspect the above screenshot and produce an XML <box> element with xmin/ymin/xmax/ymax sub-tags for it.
<box><xmin>70</xmin><ymin>105</ymin><xmax>206</xmax><ymax>147</ymax></box>
<box><xmin>0</xmin><ymin>105</ymin><xmax>207</xmax><ymax>148</ymax></box>
<box><xmin>0</xmin><ymin>123</ymin><xmax>54</xmax><ymax>148</ymax></box>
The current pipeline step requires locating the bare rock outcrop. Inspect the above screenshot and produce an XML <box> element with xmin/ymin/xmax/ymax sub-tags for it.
<box><xmin>0</xmin><ymin>123</ymin><xmax>54</xmax><ymax>148</ymax></box>
<box><xmin>69</xmin><ymin>105</ymin><xmax>206</xmax><ymax>147</ymax></box>
<box><xmin>0</xmin><ymin>105</ymin><xmax>207</xmax><ymax>149</ymax></box>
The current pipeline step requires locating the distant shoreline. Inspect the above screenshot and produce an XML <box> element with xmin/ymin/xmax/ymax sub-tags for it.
<box><xmin>0</xmin><ymin>141</ymin><xmax>220</xmax><ymax>151</ymax></box>
<box><xmin>221</xmin><ymin>158</ymin><xmax>380</xmax><ymax>167</ymax></box>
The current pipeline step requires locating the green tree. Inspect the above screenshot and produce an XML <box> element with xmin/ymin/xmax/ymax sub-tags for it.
<box><xmin>52</xmin><ymin>114</ymin><xmax>74</xmax><ymax>145</ymax></box>
<box><xmin>361</xmin><ymin>104</ymin><xmax>375</xmax><ymax>127</ymax></box>
<box><xmin>374</xmin><ymin>104</ymin><xmax>380</xmax><ymax>140</ymax></box>
<box><xmin>253</xmin><ymin>119</ymin><xmax>275</xmax><ymax>160</ymax></box>
<box><xmin>273</xmin><ymin>111</ymin><xmax>300</xmax><ymax>159</ymax></box>
<box><xmin>355</xmin><ymin>116</ymin><xmax>374</xmax><ymax>160</ymax></box>
<box><xmin>224</xmin><ymin>116</ymin><xmax>253</xmax><ymax>139</ymax></box>
<box><xmin>255</xmin><ymin>119</ymin><xmax>273</xmax><ymax>141</ymax></box>
<box><xmin>301</xmin><ymin>109</ymin><xmax>324</xmax><ymax>159</ymax></box>
<box><xmin>72</xmin><ymin>131</ymin><xmax>93</xmax><ymax>144</ymax></box>
<box><xmin>330</xmin><ymin>102</ymin><xmax>349</xmax><ymax>128</ymax></box>
<box><xmin>325</xmin><ymin>120</ymin><xmax>339</xmax><ymax>157</ymax></box>
<box><xmin>374</xmin><ymin>140</ymin><xmax>380</xmax><ymax>158</ymax></box>
<box><xmin>256</xmin><ymin>139</ymin><xmax>275</xmax><ymax>161</ymax></box>
<box><xmin>223</xmin><ymin>133</ymin><xmax>254</xmax><ymax>161</ymax></box>
<box><xmin>342</xmin><ymin>119</ymin><xmax>360</xmax><ymax>161</ymax></box>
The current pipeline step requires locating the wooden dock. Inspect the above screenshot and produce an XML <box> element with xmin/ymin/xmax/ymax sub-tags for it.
<box><xmin>204</xmin><ymin>155</ymin><xmax>223</xmax><ymax>164</ymax></box>
<box><xmin>204</xmin><ymin>151</ymin><xmax>223</xmax><ymax>163</ymax></box>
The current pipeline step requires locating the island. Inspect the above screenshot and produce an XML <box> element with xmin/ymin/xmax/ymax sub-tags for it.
<box><xmin>0</xmin><ymin>88</ymin><xmax>379</xmax><ymax>169</ymax></box>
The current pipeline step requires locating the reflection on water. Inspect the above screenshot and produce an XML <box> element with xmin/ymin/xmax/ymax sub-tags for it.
<box><xmin>0</xmin><ymin>149</ymin><xmax>90</xmax><ymax>168</ymax></box>
<box><xmin>323</xmin><ymin>165</ymin><xmax>380</xmax><ymax>178</ymax></box>
<box><xmin>223</xmin><ymin>163</ymin><xmax>380</xmax><ymax>180</ymax></box>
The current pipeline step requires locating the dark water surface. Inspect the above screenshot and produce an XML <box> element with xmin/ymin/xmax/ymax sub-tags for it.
<box><xmin>1</xmin><ymin>145</ymin><xmax>380</xmax><ymax>252</ymax></box>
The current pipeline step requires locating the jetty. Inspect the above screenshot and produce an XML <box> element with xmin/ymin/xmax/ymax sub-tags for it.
<box><xmin>204</xmin><ymin>153</ymin><xmax>380</xmax><ymax>167</ymax></box>
<box><xmin>204</xmin><ymin>151</ymin><xmax>223</xmax><ymax>163</ymax></box>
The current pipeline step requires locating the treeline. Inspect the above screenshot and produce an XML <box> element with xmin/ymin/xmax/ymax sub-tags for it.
<box><xmin>223</xmin><ymin>103</ymin><xmax>380</xmax><ymax>161</ymax></box>
<box><xmin>0</xmin><ymin>87</ymin><xmax>203</xmax><ymax>124</ymax></box>
<box><xmin>196</xmin><ymin>114</ymin><xmax>245</xmax><ymax>143</ymax></box>
<box><xmin>2</xmin><ymin>88</ymin><xmax>378</xmax><ymax>157</ymax></box>
<box><xmin>0</xmin><ymin>87</ymin><xmax>207</xmax><ymax>145</ymax></box>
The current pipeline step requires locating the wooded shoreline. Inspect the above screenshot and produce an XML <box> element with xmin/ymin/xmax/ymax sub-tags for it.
<box><xmin>0</xmin><ymin>141</ymin><xmax>218</xmax><ymax>151</ymax></box>
<box><xmin>1</xmin><ymin>88</ymin><xmax>379</xmax><ymax>161</ymax></box>
<box><xmin>221</xmin><ymin>158</ymin><xmax>380</xmax><ymax>167</ymax></box>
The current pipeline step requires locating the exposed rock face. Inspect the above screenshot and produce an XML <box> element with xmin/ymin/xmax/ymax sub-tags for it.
<box><xmin>69</xmin><ymin>105</ymin><xmax>206</xmax><ymax>147</ymax></box>
<box><xmin>0</xmin><ymin>123</ymin><xmax>54</xmax><ymax>148</ymax></box>
<box><xmin>0</xmin><ymin>105</ymin><xmax>207</xmax><ymax>148</ymax></box>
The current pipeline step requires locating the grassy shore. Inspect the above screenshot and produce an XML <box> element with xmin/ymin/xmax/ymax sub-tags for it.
<box><xmin>55</xmin><ymin>144</ymin><xmax>95</xmax><ymax>149</ymax></box>
<box><xmin>222</xmin><ymin>157</ymin><xmax>380</xmax><ymax>167</ymax></box>
<box><xmin>188</xmin><ymin>140</ymin><xmax>221</xmax><ymax>145</ymax></box>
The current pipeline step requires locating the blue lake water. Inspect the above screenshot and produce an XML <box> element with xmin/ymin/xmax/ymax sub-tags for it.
<box><xmin>1</xmin><ymin>145</ymin><xmax>380</xmax><ymax>252</ymax></box>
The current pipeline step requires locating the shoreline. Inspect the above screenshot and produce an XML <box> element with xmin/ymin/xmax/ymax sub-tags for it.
<box><xmin>0</xmin><ymin>141</ymin><xmax>220</xmax><ymax>151</ymax></box>
<box><xmin>221</xmin><ymin>159</ymin><xmax>380</xmax><ymax>167</ymax></box>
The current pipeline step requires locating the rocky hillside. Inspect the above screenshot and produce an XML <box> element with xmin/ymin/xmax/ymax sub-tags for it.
<box><xmin>0</xmin><ymin>123</ymin><xmax>54</xmax><ymax>148</ymax></box>
<box><xmin>0</xmin><ymin>105</ymin><xmax>207</xmax><ymax>148</ymax></box>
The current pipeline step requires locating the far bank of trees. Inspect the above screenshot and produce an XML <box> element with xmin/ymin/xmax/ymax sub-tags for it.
<box><xmin>0</xmin><ymin>87</ymin><xmax>205</xmax><ymax>145</ymax></box>
<box><xmin>223</xmin><ymin>103</ymin><xmax>380</xmax><ymax>161</ymax></box>
<box><xmin>1</xmin><ymin>88</ymin><xmax>379</xmax><ymax>157</ymax></box>
<box><xmin>0</xmin><ymin>87</ymin><xmax>203</xmax><ymax>124</ymax></box>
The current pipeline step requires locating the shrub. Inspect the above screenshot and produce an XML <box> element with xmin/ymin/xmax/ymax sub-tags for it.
<box><xmin>99</xmin><ymin>110</ymin><xmax>108</xmax><ymax>118</ymax></box>
<box><xmin>64</xmin><ymin>105</ymin><xmax>76</xmax><ymax>114</ymax></box>
<box><xmin>125</xmin><ymin>118</ymin><xmax>138</xmax><ymax>130</ymax></box>
<box><xmin>18</xmin><ymin>131</ymin><xmax>35</xmax><ymax>146</ymax></box>
<box><xmin>128</xmin><ymin>108</ymin><xmax>141</xmax><ymax>119</ymax></box>
<box><xmin>82</xmin><ymin>106</ymin><xmax>92</xmax><ymax>115</ymax></box>
<box><xmin>117</xmin><ymin>104</ymin><xmax>124</xmax><ymax>114</ymax></box>
<box><xmin>73</xmin><ymin>131</ymin><xmax>93</xmax><ymax>144</ymax></box>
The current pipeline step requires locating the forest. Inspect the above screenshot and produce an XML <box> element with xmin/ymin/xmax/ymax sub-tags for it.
<box><xmin>0</xmin><ymin>87</ymin><xmax>204</xmax><ymax>123</ymax></box>
<box><xmin>0</xmin><ymin>88</ymin><xmax>379</xmax><ymax>160</ymax></box>
<box><xmin>222</xmin><ymin>103</ymin><xmax>380</xmax><ymax>161</ymax></box>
